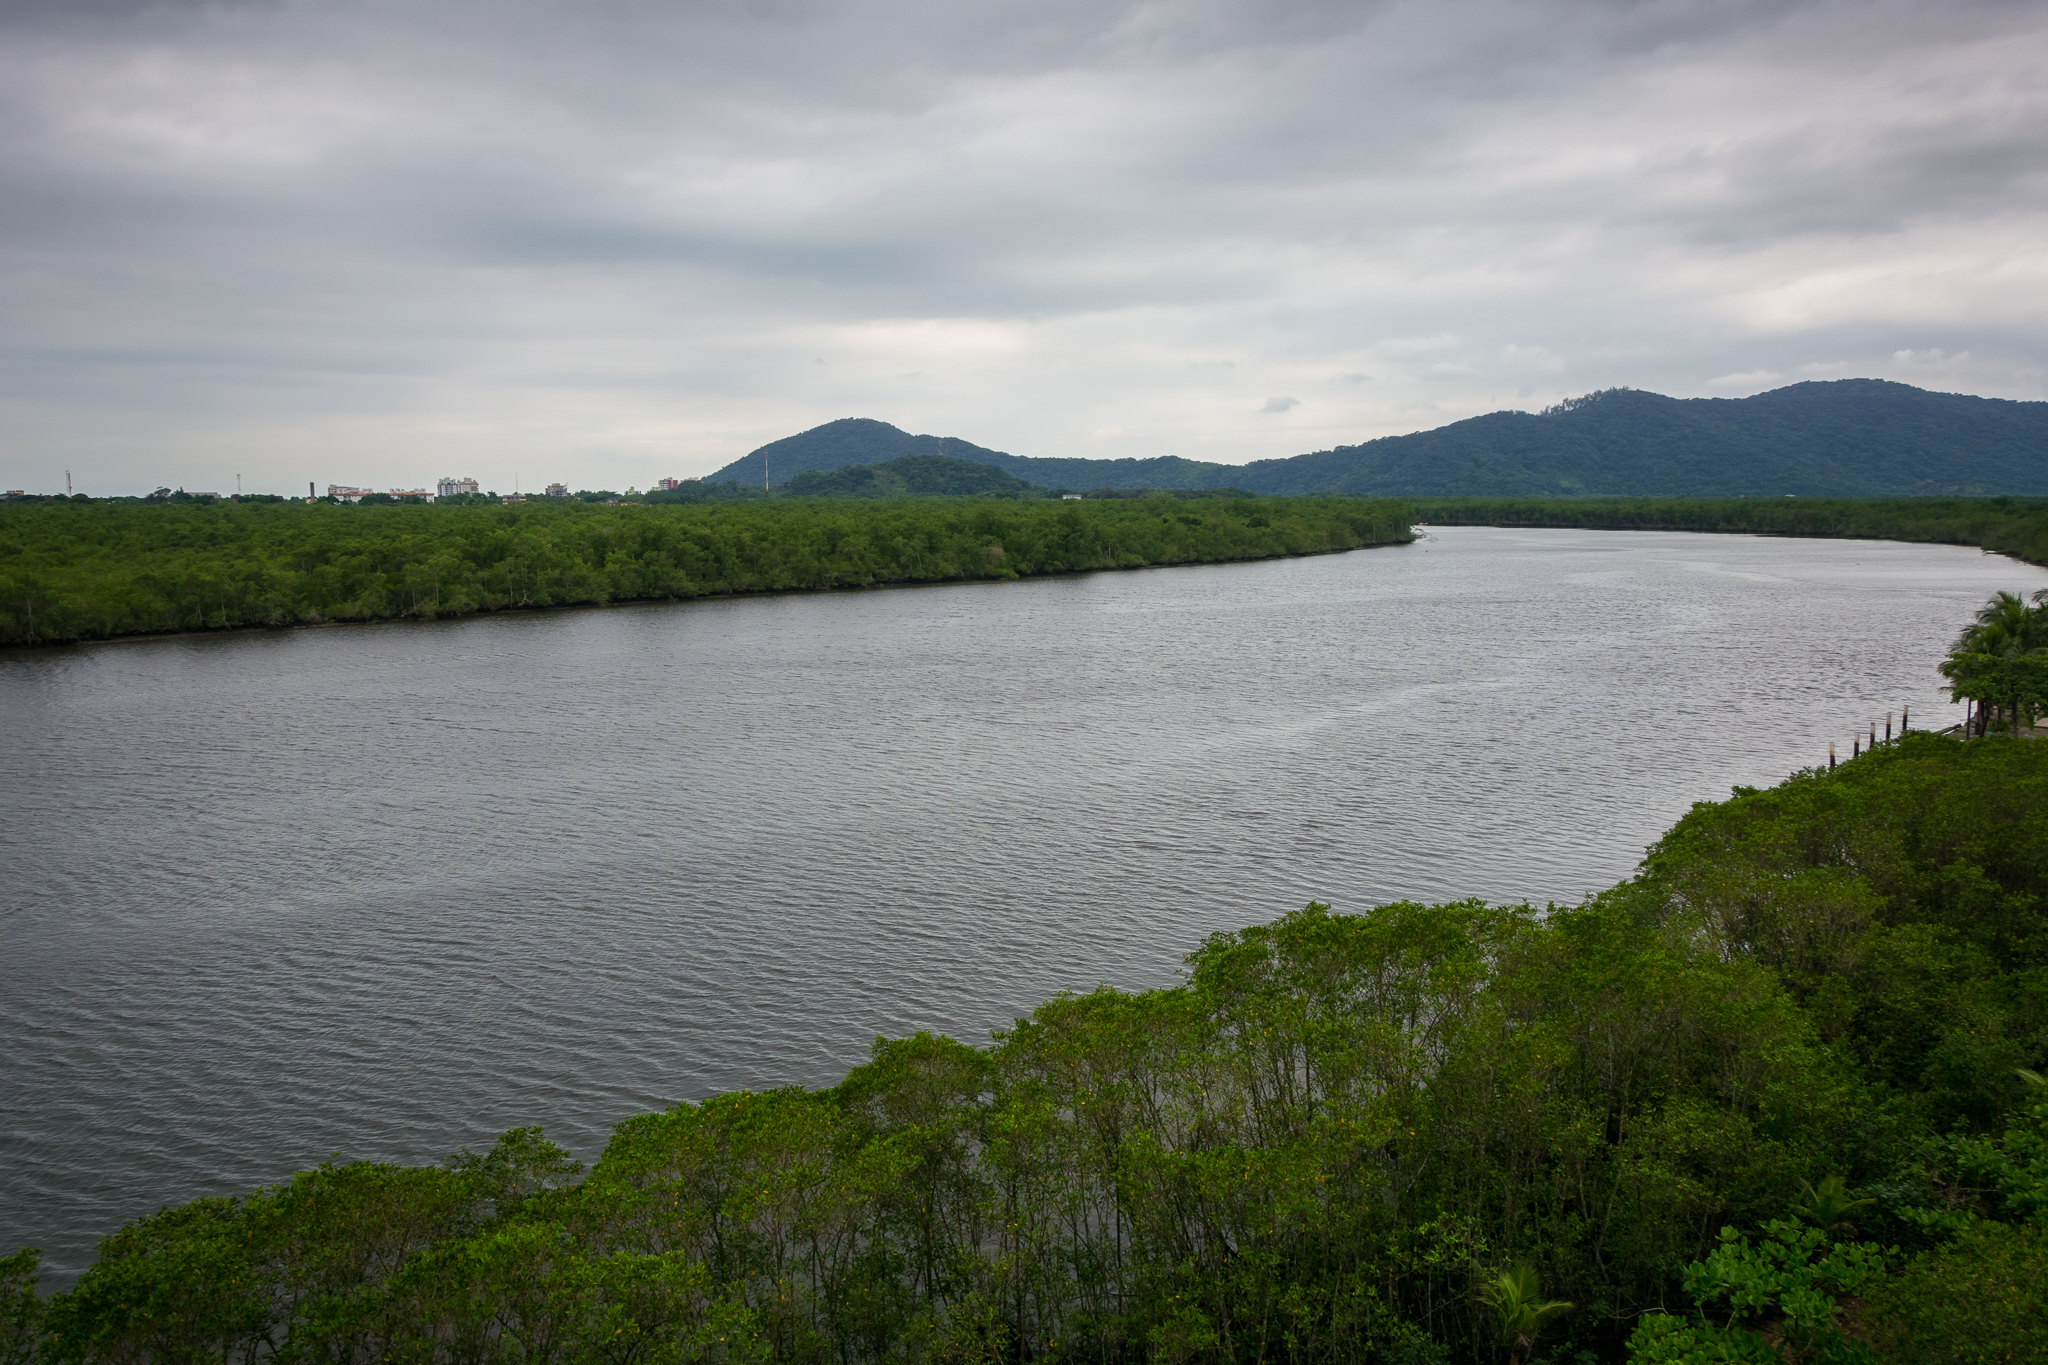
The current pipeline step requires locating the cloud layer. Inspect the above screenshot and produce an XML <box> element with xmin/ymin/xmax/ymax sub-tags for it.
<box><xmin>3</xmin><ymin>0</ymin><xmax>2045</xmax><ymax>494</ymax></box>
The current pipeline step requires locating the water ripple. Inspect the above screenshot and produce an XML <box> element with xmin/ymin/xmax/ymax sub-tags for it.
<box><xmin>4</xmin><ymin>527</ymin><xmax>2045</xmax><ymax>1281</ymax></box>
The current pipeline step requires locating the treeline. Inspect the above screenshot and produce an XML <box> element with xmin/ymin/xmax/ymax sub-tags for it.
<box><xmin>1413</xmin><ymin>495</ymin><xmax>2048</xmax><ymax>567</ymax></box>
<box><xmin>6</xmin><ymin>733</ymin><xmax>2046</xmax><ymax>1362</ymax></box>
<box><xmin>0</xmin><ymin>497</ymin><xmax>1415</xmax><ymax>646</ymax></box>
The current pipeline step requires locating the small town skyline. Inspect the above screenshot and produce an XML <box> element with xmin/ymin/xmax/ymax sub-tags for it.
<box><xmin>315</xmin><ymin>477</ymin><xmax>668</xmax><ymax>503</ymax></box>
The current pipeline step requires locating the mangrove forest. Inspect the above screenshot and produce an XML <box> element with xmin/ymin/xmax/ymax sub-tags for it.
<box><xmin>0</xmin><ymin>496</ymin><xmax>1414</xmax><ymax>647</ymax></box>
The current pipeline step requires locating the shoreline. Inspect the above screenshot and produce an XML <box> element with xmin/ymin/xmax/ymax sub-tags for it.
<box><xmin>1411</xmin><ymin>494</ymin><xmax>2048</xmax><ymax>569</ymax></box>
<box><xmin>3</xmin><ymin>537</ymin><xmax>1408</xmax><ymax>653</ymax></box>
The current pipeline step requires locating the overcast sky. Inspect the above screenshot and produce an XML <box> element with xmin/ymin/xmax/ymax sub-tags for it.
<box><xmin>2</xmin><ymin>0</ymin><xmax>2044</xmax><ymax>495</ymax></box>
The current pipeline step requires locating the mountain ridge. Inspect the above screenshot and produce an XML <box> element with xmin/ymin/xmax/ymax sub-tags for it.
<box><xmin>702</xmin><ymin>380</ymin><xmax>2048</xmax><ymax>497</ymax></box>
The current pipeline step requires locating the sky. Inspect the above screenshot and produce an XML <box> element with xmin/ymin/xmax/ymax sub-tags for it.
<box><xmin>2</xmin><ymin>0</ymin><xmax>2045</xmax><ymax>496</ymax></box>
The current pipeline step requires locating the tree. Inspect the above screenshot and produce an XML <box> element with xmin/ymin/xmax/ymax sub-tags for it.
<box><xmin>0</xmin><ymin>1249</ymin><xmax>40</xmax><ymax>1365</ymax></box>
<box><xmin>1940</xmin><ymin>590</ymin><xmax>2048</xmax><ymax>736</ymax></box>
<box><xmin>1476</xmin><ymin>1266</ymin><xmax>1571</xmax><ymax>1365</ymax></box>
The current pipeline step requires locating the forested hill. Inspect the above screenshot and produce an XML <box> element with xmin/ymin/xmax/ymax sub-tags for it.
<box><xmin>1236</xmin><ymin>380</ymin><xmax>2048</xmax><ymax>497</ymax></box>
<box><xmin>705</xmin><ymin>418</ymin><xmax>1007</xmax><ymax>487</ymax></box>
<box><xmin>718</xmin><ymin>381</ymin><xmax>2048</xmax><ymax>497</ymax></box>
<box><xmin>784</xmin><ymin>453</ymin><xmax>1039</xmax><ymax>498</ymax></box>
<box><xmin>705</xmin><ymin>417</ymin><xmax>1233</xmax><ymax>490</ymax></box>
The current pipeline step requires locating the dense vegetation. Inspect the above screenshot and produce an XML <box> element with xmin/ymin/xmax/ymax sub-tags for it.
<box><xmin>784</xmin><ymin>456</ymin><xmax>1044</xmax><ymax>499</ymax></box>
<box><xmin>0</xmin><ymin>496</ymin><xmax>1414</xmax><ymax>646</ymax></box>
<box><xmin>707</xmin><ymin>382</ymin><xmax>2048</xmax><ymax>499</ymax></box>
<box><xmin>1413</xmin><ymin>496</ymin><xmax>2048</xmax><ymax>569</ymax></box>
<box><xmin>5</xmin><ymin>729</ymin><xmax>2046</xmax><ymax>1362</ymax></box>
<box><xmin>14</xmin><ymin>485</ymin><xmax>2039</xmax><ymax>651</ymax></box>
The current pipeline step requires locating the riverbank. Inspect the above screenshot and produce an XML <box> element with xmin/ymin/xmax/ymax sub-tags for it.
<box><xmin>0</xmin><ymin>495</ymin><xmax>1415</xmax><ymax>647</ymax></box>
<box><xmin>1412</xmin><ymin>494</ymin><xmax>2048</xmax><ymax>566</ymax></box>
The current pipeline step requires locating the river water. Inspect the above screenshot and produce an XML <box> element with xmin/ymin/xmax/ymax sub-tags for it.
<box><xmin>5</xmin><ymin>526</ymin><xmax>2045</xmax><ymax>1278</ymax></box>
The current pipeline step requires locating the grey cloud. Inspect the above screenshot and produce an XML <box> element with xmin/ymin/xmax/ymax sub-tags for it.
<box><xmin>1</xmin><ymin>0</ymin><xmax>2045</xmax><ymax>494</ymax></box>
<box><xmin>0</xmin><ymin>0</ymin><xmax>277</xmax><ymax>21</ymax></box>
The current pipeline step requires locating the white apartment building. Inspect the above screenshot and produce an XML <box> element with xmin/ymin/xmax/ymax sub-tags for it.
<box><xmin>437</xmin><ymin>476</ymin><xmax>481</xmax><ymax>497</ymax></box>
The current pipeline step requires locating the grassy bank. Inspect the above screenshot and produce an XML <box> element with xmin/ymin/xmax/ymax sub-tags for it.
<box><xmin>1413</xmin><ymin>495</ymin><xmax>2048</xmax><ymax>565</ymax></box>
<box><xmin>6</xmin><ymin>732</ymin><xmax>2045</xmax><ymax>1362</ymax></box>
<box><xmin>0</xmin><ymin>496</ymin><xmax>1415</xmax><ymax>647</ymax></box>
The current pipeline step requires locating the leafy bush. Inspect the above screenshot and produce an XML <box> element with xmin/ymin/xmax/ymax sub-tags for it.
<box><xmin>1858</xmin><ymin>1220</ymin><xmax>2048</xmax><ymax>1363</ymax></box>
<box><xmin>1627</xmin><ymin>1221</ymin><xmax>1885</xmax><ymax>1365</ymax></box>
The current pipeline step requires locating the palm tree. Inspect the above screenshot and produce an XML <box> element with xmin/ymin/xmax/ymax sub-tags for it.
<box><xmin>1943</xmin><ymin>591</ymin><xmax>2048</xmax><ymax>736</ymax></box>
<box><xmin>1476</xmin><ymin>1266</ymin><xmax>1572</xmax><ymax>1365</ymax></box>
<box><xmin>1969</xmin><ymin>590</ymin><xmax>2038</xmax><ymax>643</ymax></box>
<box><xmin>1791</xmin><ymin>1174</ymin><xmax>1875</xmax><ymax>1238</ymax></box>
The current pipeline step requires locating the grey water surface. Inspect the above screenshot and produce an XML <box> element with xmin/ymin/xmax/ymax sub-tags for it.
<box><xmin>5</xmin><ymin>525</ymin><xmax>2046</xmax><ymax>1279</ymax></box>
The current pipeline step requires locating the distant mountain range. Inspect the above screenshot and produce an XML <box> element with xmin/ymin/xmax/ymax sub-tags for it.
<box><xmin>703</xmin><ymin>380</ymin><xmax>2048</xmax><ymax>497</ymax></box>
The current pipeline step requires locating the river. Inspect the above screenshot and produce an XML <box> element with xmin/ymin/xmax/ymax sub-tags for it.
<box><xmin>4</xmin><ymin>525</ymin><xmax>2044</xmax><ymax>1278</ymax></box>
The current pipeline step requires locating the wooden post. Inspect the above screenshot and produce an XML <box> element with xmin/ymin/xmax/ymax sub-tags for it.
<box><xmin>1885</xmin><ymin>713</ymin><xmax>1892</xmax><ymax>742</ymax></box>
<box><xmin>1829</xmin><ymin>745</ymin><xmax>1836</xmax><ymax>770</ymax></box>
<box><xmin>1853</xmin><ymin>736</ymin><xmax>1860</xmax><ymax>758</ymax></box>
<box><xmin>1902</xmin><ymin>705</ymin><xmax>1909</xmax><ymax>733</ymax></box>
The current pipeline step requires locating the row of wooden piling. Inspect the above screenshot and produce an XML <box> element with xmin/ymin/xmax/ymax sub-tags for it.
<box><xmin>1829</xmin><ymin>706</ymin><xmax>1908</xmax><ymax>770</ymax></box>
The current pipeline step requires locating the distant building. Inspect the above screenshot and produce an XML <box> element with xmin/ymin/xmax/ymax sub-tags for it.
<box><xmin>389</xmin><ymin>488</ymin><xmax>431</xmax><ymax>500</ymax></box>
<box><xmin>437</xmin><ymin>476</ymin><xmax>481</xmax><ymax>497</ymax></box>
<box><xmin>1061</xmin><ymin>493</ymin><xmax>1083</xmax><ymax>500</ymax></box>
<box><xmin>327</xmin><ymin>485</ymin><xmax>372</xmax><ymax>502</ymax></box>
<box><xmin>545</xmin><ymin>482</ymin><xmax>569</xmax><ymax>497</ymax></box>
<box><xmin>656</xmin><ymin>477</ymin><xmax>681</xmax><ymax>491</ymax></box>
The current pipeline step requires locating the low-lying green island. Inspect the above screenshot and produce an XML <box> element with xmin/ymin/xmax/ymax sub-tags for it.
<box><xmin>6</xmin><ymin>725</ymin><xmax>2045</xmax><ymax>1363</ymax></box>
<box><xmin>0</xmin><ymin>496</ymin><xmax>1415</xmax><ymax>647</ymax></box>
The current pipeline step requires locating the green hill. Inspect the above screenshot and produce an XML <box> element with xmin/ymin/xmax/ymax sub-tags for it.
<box><xmin>704</xmin><ymin>417</ymin><xmax>1231</xmax><ymax>490</ymax></box>
<box><xmin>784</xmin><ymin>453</ymin><xmax>1039</xmax><ymax>498</ymax></box>
<box><xmin>1234</xmin><ymin>380</ymin><xmax>2048</xmax><ymax>497</ymax></box>
<box><xmin>715</xmin><ymin>381</ymin><xmax>2048</xmax><ymax>497</ymax></box>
